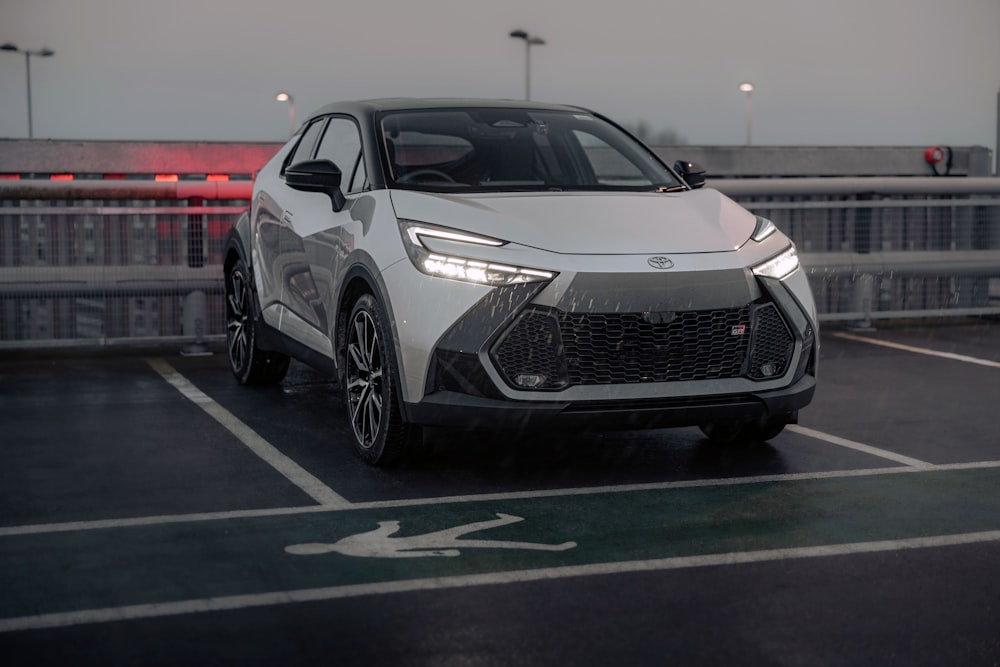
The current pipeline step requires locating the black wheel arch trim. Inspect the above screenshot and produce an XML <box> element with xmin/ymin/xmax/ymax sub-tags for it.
<box><xmin>336</xmin><ymin>255</ymin><xmax>413</xmax><ymax>412</ymax></box>
<box><xmin>223</xmin><ymin>214</ymin><xmax>285</xmax><ymax>354</ymax></box>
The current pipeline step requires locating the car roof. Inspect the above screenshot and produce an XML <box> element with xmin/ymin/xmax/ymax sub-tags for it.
<box><xmin>308</xmin><ymin>98</ymin><xmax>592</xmax><ymax>121</ymax></box>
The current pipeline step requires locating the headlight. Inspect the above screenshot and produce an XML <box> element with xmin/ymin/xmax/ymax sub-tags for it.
<box><xmin>752</xmin><ymin>245</ymin><xmax>799</xmax><ymax>280</ymax></box>
<box><xmin>399</xmin><ymin>221</ymin><xmax>556</xmax><ymax>285</ymax></box>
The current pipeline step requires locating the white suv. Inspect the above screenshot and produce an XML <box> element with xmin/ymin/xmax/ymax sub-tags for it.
<box><xmin>224</xmin><ymin>99</ymin><xmax>818</xmax><ymax>464</ymax></box>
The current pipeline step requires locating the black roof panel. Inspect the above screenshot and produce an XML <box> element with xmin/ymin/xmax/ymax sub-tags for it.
<box><xmin>307</xmin><ymin>98</ymin><xmax>591</xmax><ymax>122</ymax></box>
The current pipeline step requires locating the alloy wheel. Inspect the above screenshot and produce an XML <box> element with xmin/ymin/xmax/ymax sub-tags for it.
<box><xmin>226</xmin><ymin>269</ymin><xmax>250</xmax><ymax>373</ymax></box>
<box><xmin>346</xmin><ymin>309</ymin><xmax>384</xmax><ymax>449</ymax></box>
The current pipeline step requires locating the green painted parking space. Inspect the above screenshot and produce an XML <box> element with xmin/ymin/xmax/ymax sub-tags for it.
<box><xmin>3</xmin><ymin>464</ymin><xmax>1000</xmax><ymax>629</ymax></box>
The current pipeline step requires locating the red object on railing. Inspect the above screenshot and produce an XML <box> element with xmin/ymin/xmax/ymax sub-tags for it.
<box><xmin>924</xmin><ymin>147</ymin><xmax>945</xmax><ymax>164</ymax></box>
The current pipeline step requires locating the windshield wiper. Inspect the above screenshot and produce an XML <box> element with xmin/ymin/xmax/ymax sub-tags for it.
<box><xmin>655</xmin><ymin>185</ymin><xmax>688</xmax><ymax>193</ymax></box>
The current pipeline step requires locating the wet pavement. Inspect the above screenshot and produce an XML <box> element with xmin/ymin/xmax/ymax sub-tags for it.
<box><xmin>1</xmin><ymin>319</ymin><xmax>998</xmax><ymax>665</ymax></box>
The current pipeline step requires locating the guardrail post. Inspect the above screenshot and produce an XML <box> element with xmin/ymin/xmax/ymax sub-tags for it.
<box><xmin>181</xmin><ymin>289</ymin><xmax>209</xmax><ymax>355</ymax></box>
<box><xmin>850</xmin><ymin>193</ymin><xmax>876</xmax><ymax>329</ymax></box>
<box><xmin>850</xmin><ymin>273</ymin><xmax>875</xmax><ymax>330</ymax></box>
<box><xmin>181</xmin><ymin>197</ymin><xmax>211</xmax><ymax>356</ymax></box>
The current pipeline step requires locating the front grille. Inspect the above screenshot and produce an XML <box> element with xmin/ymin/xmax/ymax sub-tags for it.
<box><xmin>491</xmin><ymin>303</ymin><xmax>795</xmax><ymax>390</ymax></box>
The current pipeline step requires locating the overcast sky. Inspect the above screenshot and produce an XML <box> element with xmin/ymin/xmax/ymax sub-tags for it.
<box><xmin>1</xmin><ymin>0</ymin><xmax>998</xmax><ymax>152</ymax></box>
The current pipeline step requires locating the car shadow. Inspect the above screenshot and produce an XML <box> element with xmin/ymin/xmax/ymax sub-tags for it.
<box><xmin>391</xmin><ymin>425</ymin><xmax>790</xmax><ymax>490</ymax></box>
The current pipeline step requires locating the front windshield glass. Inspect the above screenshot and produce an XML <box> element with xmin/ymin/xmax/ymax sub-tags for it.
<box><xmin>379</xmin><ymin>108</ymin><xmax>683</xmax><ymax>192</ymax></box>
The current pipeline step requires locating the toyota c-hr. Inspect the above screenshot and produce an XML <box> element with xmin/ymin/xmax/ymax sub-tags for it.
<box><xmin>224</xmin><ymin>98</ymin><xmax>818</xmax><ymax>465</ymax></box>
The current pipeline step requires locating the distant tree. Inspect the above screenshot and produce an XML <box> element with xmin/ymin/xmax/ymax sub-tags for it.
<box><xmin>623</xmin><ymin>120</ymin><xmax>686</xmax><ymax>145</ymax></box>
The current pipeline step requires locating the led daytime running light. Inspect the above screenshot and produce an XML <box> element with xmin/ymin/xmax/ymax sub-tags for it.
<box><xmin>752</xmin><ymin>246</ymin><xmax>799</xmax><ymax>280</ymax></box>
<box><xmin>406</xmin><ymin>225</ymin><xmax>504</xmax><ymax>248</ymax></box>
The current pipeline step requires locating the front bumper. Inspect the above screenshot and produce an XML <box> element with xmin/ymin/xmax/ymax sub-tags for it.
<box><xmin>390</xmin><ymin>255</ymin><xmax>818</xmax><ymax>431</ymax></box>
<box><xmin>404</xmin><ymin>374</ymin><xmax>815</xmax><ymax>431</ymax></box>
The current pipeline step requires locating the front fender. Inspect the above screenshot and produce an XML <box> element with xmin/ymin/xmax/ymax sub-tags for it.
<box><xmin>224</xmin><ymin>209</ymin><xmax>253</xmax><ymax>272</ymax></box>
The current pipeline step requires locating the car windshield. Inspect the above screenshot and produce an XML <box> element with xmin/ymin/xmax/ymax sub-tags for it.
<box><xmin>379</xmin><ymin>108</ymin><xmax>683</xmax><ymax>192</ymax></box>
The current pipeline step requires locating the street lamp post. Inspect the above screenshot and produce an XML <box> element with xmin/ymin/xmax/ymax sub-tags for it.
<box><xmin>275</xmin><ymin>92</ymin><xmax>295</xmax><ymax>138</ymax></box>
<box><xmin>2</xmin><ymin>43</ymin><xmax>55</xmax><ymax>139</ymax></box>
<box><xmin>509</xmin><ymin>30</ymin><xmax>545</xmax><ymax>101</ymax></box>
<box><xmin>738</xmin><ymin>82</ymin><xmax>754</xmax><ymax>146</ymax></box>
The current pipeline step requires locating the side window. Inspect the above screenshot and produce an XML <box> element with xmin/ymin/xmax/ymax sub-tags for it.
<box><xmin>572</xmin><ymin>130</ymin><xmax>646</xmax><ymax>186</ymax></box>
<box><xmin>284</xmin><ymin>119</ymin><xmax>327</xmax><ymax>171</ymax></box>
<box><xmin>315</xmin><ymin>117</ymin><xmax>366</xmax><ymax>193</ymax></box>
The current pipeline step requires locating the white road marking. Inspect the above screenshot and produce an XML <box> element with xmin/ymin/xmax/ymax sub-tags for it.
<box><xmin>833</xmin><ymin>331</ymin><xmax>1000</xmax><ymax>369</ymax></box>
<box><xmin>3</xmin><ymin>529</ymin><xmax>999</xmax><ymax>632</ymax></box>
<box><xmin>786</xmin><ymin>425</ymin><xmax>931</xmax><ymax>467</ymax></box>
<box><xmin>4</xmin><ymin>459</ymin><xmax>1000</xmax><ymax>538</ymax></box>
<box><xmin>145</xmin><ymin>358</ymin><xmax>351</xmax><ymax>509</ymax></box>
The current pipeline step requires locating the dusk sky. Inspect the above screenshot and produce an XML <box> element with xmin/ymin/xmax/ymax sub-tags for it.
<box><xmin>1</xmin><ymin>0</ymin><xmax>998</xmax><ymax>153</ymax></box>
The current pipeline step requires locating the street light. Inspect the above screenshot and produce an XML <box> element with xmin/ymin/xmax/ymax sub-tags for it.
<box><xmin>509</xmin><ymin>30</ymin><xmax>545</xmax><ymax>101</ymax></box>
<box><xmin>738</xmin><ymin>81</ymin><xmax>754</xmax><ymax>146</ymax></box>
<box><xmin>275</xmin><ymin>92</ymin><xmax>295</xmax><ymax>138</ymax></box>
<box><xmin>1</xmin><ymin>42</ymin><xmax>55</xmax><ymax>139</ymax></box>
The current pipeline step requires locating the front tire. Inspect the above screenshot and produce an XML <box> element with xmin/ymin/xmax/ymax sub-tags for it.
<box><xmin>344</xmin><ymin>293</ymin><xmax>420</xmax><ymax>465</ymax></box>
<box><xmin>225</xmin><ymin>258</ymin><xmax>289</xmax><ymax>386</ymax></box>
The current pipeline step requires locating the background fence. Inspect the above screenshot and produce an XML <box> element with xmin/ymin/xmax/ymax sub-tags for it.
<box><xmin>1</xmin><ymin>177</ymin><xmax>999</xmax><ymax>348</ymax></box>
<box><xmin>0</xmin><ymin>182</ymin><xmax>249</xmax><ymax>348</ymax></box>
<box><xmin>727</xmin><ymin>178</ymin><xmax>1000</xmax><ymax>325</ymax></box>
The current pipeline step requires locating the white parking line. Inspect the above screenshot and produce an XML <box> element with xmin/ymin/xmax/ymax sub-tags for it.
<box><xmin>833</xmin><ymin>331</ymin><xmax>1000</xmax><ymax>369</ymax></box>
<box><xmin>4</xmin><ymin>459</ymin><xmax>1000</xmax><ymax>537</ymax></box>
<box><xmin>786</xmin><ymin>425</ymin><xmax>931</xmax><ymax>467</ymax></box>
<box><xmin>3</xmin><ymin>528</ymin><xmax>1000</xmax><ymax>632</ymax></box>
<box><xmin>146</xmin><ymin>359</ymin><xmax>351</xmax><ymax>509</ymax></box>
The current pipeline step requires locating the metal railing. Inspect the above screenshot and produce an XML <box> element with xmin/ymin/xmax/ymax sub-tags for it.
<box><xmin>714</xmin><ymin>177</ymin><xmax>1000</xmax><ymax>326</ymax></box>
<box><xmin>0</xmin><ymin>182</ymin><xmax>250</xmax><ymax>349</ymax></box>
<box><xmin>1</xmin><ymin>178</ymin><xmax>999</xmax><ymax>348</ymax></box>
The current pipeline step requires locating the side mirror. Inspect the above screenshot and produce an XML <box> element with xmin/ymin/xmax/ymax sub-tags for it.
<box><xmin>285</xmin><ymin>159</ymin><xmax>346</xmax><ymax>211</ymax></box>
<box><xmin>673</xmin><ymin>160</ymin><xmax>706</xmax><ymax>190</ymax></box>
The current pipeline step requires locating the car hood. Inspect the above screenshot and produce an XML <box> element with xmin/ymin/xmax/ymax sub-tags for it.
<box><xmin>388</xmin><ymin>189</ymin><xmax>756</xmax><ymax>254</ymax></box>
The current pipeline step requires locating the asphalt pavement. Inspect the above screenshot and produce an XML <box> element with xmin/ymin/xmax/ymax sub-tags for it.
<box><xmin>1</xmin><ymin>319</ymin><xmax>998</xmax><ymax>666</ymax></box>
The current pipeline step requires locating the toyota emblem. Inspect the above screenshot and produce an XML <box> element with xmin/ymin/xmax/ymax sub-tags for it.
<box><xmin>647</xmin><ymin>256</ymin><xmax>674</xmax><ymax>270</ymax></box>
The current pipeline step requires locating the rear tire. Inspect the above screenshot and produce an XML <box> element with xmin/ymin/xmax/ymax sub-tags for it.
<box><xmin>344</xmin><ymin>293</ymin><xmax>420</xmax><ymax>465</ymax></box>
<box><xmin>225</xmin><ymin>258</ymin><xmax>289</xmax><ymax>386</ymax></box>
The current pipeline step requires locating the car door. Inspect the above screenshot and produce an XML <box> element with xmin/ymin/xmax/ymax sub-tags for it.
<box><xmin>274</xmin><ymin>115</ymin><xmax>367</xmax><ymax>358</ymax></box>
<box><xmin>253</xmin><ymin>116</ymin><xmax>326</xmax><ymax>334</ymax></box>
